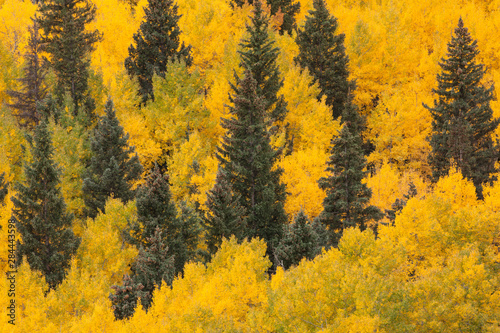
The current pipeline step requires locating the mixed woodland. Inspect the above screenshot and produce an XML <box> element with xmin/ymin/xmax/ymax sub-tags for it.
<box><xmin>0</xmin><ymin>0</ymin><xmax>500</xmax><ymax>331</ymax></box>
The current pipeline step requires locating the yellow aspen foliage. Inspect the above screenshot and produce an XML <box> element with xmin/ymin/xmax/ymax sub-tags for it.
<box><xmin>279</xmin><ymin>65</ymin><xmax>339</xmax><ymax>152</ymax></box>
<box><xmin>0</xmin><ymin>196</ymin><xmax>14</xmax><ymax>273</ymax></box>
<box><xmin>365</xmin><ymin>162</ymin><xmax>429</xmax><ymax>223</ymax></box>
<box><xmin>50</xmin><ymin>118</ymin><xmax>88</xmax><ymax>222</ymax></box>
<box><xmin>129</xmin><ymin>237</ymin><xmax>270</xmax><ymax>331</ymax></box>
<box><xmin>268</xmin><ymin>228</ymin><xmax>406</xmax><ymax>332</ymax></box>
<box><xmin>380</xmin><ymin>170</ymin><xmax>500</xmax><ymax>278</ymax></box>
<box><xmin>177</xmin><ymin>0</ymin><xmax>249</xmax><ymax>75</ymax></box>
<box><xmin>2</xmin><ymin>261</ymin><xmax>56</xmax><ymax>332</ymax></box>
<box><xmin>143</xmin><ymin>62</ymin><xmax>210</xmax><ymax>153</ymax></box>
<box><xmin>278</xmin><ymin>148</ymin><xmax>330</xmax><ymax>220</ymax></box>
<box><xmin>110</xmin><ymin>72</ymin><xmax>162</xmax><ymax>171</ymax></box>
<box><xmin>432</xmin><ymin>167</ymin><xmax>478</xmax><ymax>209</ymax></box>
<box><xmin>0</xmin><ymin>109</ymin><xmax>24</xmax><ymax>184</ymax></box>
<box><xmin>483</xmin><ymin>178</ymin><xmax>500</xmax><ymax>213</ymax></box>
<box><xmin>68</xmin><ymin>301</ymin><xmax>124</xmax><ymax>333</ymax></box>
<box><xmin>90</xmin><ymin>0</ymin><xmax>141</xmax><ymax>85</ymax></box>
<box><xmin>39</xmin><ymin>199</ymin><xmax>138</xmax><ymax>330</ymax></box>
<box><xmin>0</xmin><ymin>41</ymin><xmax>20</xmax><ymax>105</ymax></box>
<box><xmin>0</xmin><ymin>0</ymin><xmax>36</xmax><ymax>60</ymax></box>
<box><xmin>366</xmin><ymin>90</ymin><xmax>432</xmax><ymax>174</ymax></box>
<box><xmin>167</xmin><ymin>131</ymin><xmax>214</xmax><ymax>205</ymax></box>
<box><xmin>407</xmin><ymin>245</ymin><xmax>500</xmax><ymax>332</ymax></box>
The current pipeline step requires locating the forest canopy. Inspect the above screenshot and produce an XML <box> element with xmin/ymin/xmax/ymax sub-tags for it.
<box><xmin>0</xmin><ymin>0</ymin><xmax>499</xmax><ymax>331</ymax></box>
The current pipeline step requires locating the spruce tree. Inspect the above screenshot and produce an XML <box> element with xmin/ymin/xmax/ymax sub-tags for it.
<box><xmin>109</xmin><ymin>274</ymin><xmax>148</xmax><ymax>320</ymax></box>
<box><xmin>7</xmin><ymin>20</ymin><xmax>47</xmax><ymax>129</ymax></box>
<box><xmin>82</xmin><ymin>99</ymin><xmax>143</xmax><ymax>219</ymax></box>
<box><xmin>237</xmin><ymin>0</ymin><xmax>288</xmax><ymax>123</ymax></box>
<box><xmin>0</xmin><ymin>172</ymin><xmax>8</xmax><ymax>205</ymax></box>
<box><xmin>274</xmin><ymin>210</ymin><xmax>321</xmax><ymax>270</ymax></box>
<box><xmin>217</xmin><ymin>70</ymin><xmax>287</xmax><ymax>261</ymax></box>
<box><xmin>124</xmin><ymin>165</ymin><xmax>200</xmax><ymax>277</ymax></box>
<box><xmin>203</xmin><ymin>167</ymin><xmax>247</xmax><ymax>257</ymax></box>
<box><xmin>11</xmin><ymin>120</ymin><xmax>80</xmax><ymax>290</ymax></box>
<box><xmin>125</xmin><ymin>0</ymin><xmax>192</xmax><ymax>104</ymax></box>
<box><xmin>37</xmin><ymin>0</ymin><xmax>101</xmax><ymax>116</ymax></box>
<box><xmin>294</xmin><ymin>0</ymin><xmax>352</xmax><ymax>119</ymax></box>
<box><xmin>318</xmin><ymin>94</ymin><xmax>382</xmax><ymax>246</ymax></box>
<box><xmin>125</xmin><ymin>165</ymin><xmax>177</xmax><ymax>249</ymax></box>
<box><xmin>425</xmin><ymin>18</ymin><xmax>499</xmax><ymax>198</ymax></box>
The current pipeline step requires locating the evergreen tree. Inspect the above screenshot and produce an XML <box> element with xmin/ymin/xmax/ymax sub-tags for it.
<box><xmin>318</xmin><ymin>94</ymin><xmax>382</xmax><ymax>246</ymax></box>
<box><xmin>203</xmin><ymin>167</ymin><xmax>247</xmax><ymax>257</ymax></box>
<box><xmin>274</xmin><ymin>210</ymin><xmax>321</xmax><ymax>270</ymax></box>
<box><xmin>217</xmin><ymin>70</ymin><xmax>287</xmax><ymax>261</ymax></box>
<box><xmin>109</xmin><ymin>274</ymin><xmax>148</xmax><ymax>320</ymax></box>
<box><xmin>237</xmin><ymin>0</ymin><xmax>288</xmax><ymax>123</ymax></box>
<box><xmin>37</xmin><ymin>0</ymin><xmax>101</xmax><ymax>116</ymax></box>
<box><xmin>11</xmin><ymin>120</ymin><xmax>80</xmax><ymax>290</ymax></box>
<box><xmin>7</xmin><ymin>20</ymin><xmax>47</xmax><ymax>129</ymax></box>
<box><xmin>424</xmin><ymin>18</ymin><xmax>499</xmax><ymax>198</ymax></box>
<box><xmin>231</xmin><ymin>0</ymin><xmax>300</xmax><ymax>36</ymax></box>
<box><xmin>294</xmin><ymin>0</ymin><xmax>352</xmax><ymax>119</ymax></box>
<box><xmin>110</xmin><ymin>228</ymin><xmax>174</xmax><ymax>319</ymax></box>
<box><xmin>173</xmin><ymin>201</ymin><xmax>203</xmax><ymax>275</ymax></box>
<box><xmin>124</xmin><ymin>165</ymin><xmax>200</xmax><ymax>277</ymax></box>
<box><xmin>0</xmin><ymin>172</ymin><xmax>8</xmax><ymax>205</ymax></box>
<box><xmin>125</xmin><ymin>0</ymin><xmax>192</xmax><ymax>104</ymax></box>
<box><xmin>125</xmin><ymin>164</ymin><xmax>177</xmax><ymax>248</ymax></box>
<box><xmin>82</xmin><ymin>99</ymin><xmax>143</xmax><ymax>219</ymax></box>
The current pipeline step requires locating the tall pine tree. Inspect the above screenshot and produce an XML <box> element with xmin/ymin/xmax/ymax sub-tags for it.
<box><xmin>0</xmin><ymin>172</ymin><xmax>8</xmax><ymax>205</ymax></box>
<box><xmin>425</xmin><ymin>18</ymin><xmax>499</xmax><ymax>198</ymax></box>
<box><xmin>125</xmin><ymin>165</ymin><xmax>201</xmax><ymax>277</ymax></box>
<box><xmin>217</xmin><ymin>70</ymin><xmax>287</xmax><ymax>262</ymax></box>
<box><xmin>318</xmin><ymin>94</ymin><xmax>382</xmax><ymax>246</ymax></box>
<box><xmin>237</xmin><ymin>0</ymin><xmax>288</xmax><ymax>123</ymax></box>
<box><xmin>11</xmin><ymin>120</ymin><xmax>80</xmax><ymax>290</ymax></box>
<box><xmin>82</xmin><ymin>99</ymin><xmax>143</xmax><ymax>219</ymax></box>
<box><xmin>294</xmin><ymin>0</ymin><xmax>352</xmax><ymax>119</ymax></box>
<box><xmin>125</xmin><ymin>0</ymin><xmax>192</xmax><ymax>104</ymax></box>
<box><xmin>111</xmin><ymin>227</ymin><xmax>175</xmax><ymax>320</ymax></box>
<box><xmin>7</xmin><ymin>20</ymin><xmax>47</xmax><ymax>129</ymax></box>
<box><xmin>203</xmin><ymin>167</ymin><xmax>247</xmax><ymax>257</ymax></box>
<box><xmin>274</xmin><ymin>210</ymin><xmax>321</xmax><ymax>270</ymax></box>
<box><xmin>37</xmin><ymin>0</ymin><xmax>101</xmax><ymax>117</ymax></box>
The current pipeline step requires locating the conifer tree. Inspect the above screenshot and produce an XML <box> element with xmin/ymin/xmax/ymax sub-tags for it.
<box><xmin>237</xmin><ymin>0</ymin><xmax>288</xmax><ymax>123</ymax></box>
<box><xmin>203</xmin><ymin>167</ymin><xmax>247</xmax><ymax>257</ymax></box>
<box><xmin>425</xmin><ymin>18</ymin><xmax>499</xmax><ymax>198</ymax></box>
<box><xmin>130</xmin><ymin>228</ymin><xmax>175</xmax><ymax>304</ymax></box>
<box><xmin>37</xmin><ymin>0</ymin><xmax>101</xmax><ymax>116</ymax></box>
<box><xmin>125</xmin><ymin>0</ymin><xmax>192</xmax><ymax>104</ymax></box>
<box><xmin>217</xmin><ymin>70</ymin><xmax>287</xmax><ymax>261</ymax></box>
<box><xmin>0</xmin><ymin>172</ymin><xmax>8</xmax><ymax>205</ymax></box>
<box><xmin>125</xmin><ymin>165</ymin><xmax>177</xmax><ymax>248</ymax></box>
<box><xmin>295</xmin><ymin>0</ymin><xmax>352</xmax><ymax>119</ymax></box>
<box><xmin>109</xmin><ymin>274</ymin><xmax>148</xmax><ymax>320</ymax></box>
<box><xmin>82</xmin><ymin>99</ymin><xmax>143</xmax><ymax>219</ymax></box>
<box><xmin>318</xmin><ymin>94</ymin><xmax>382</xmax><ymax>246</ymax></box>
<box><xmin>274</xmin><ymin>210</ymin><xmax>321</xmax><ymax>270</ymax></box>
<box><xmin>111</xmin><ymin>228</ymin><xmax>174</xmax><ymax>319</ymax></box>
<box><xmin>11</xmin><ymin>120</ymin><xmax>80</xmax><ymax>290</ymax></box>
<box><xmin>7</xmin><ymin>20</ymin><xmax>47</xmax><ymax>129</ymax></box>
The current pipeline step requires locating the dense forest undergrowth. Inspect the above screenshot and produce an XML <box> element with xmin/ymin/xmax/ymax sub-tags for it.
<box><xmin>0</xmin><ymin>0</ymin><xmax>500</xmax><ymax>331</ymax></box>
